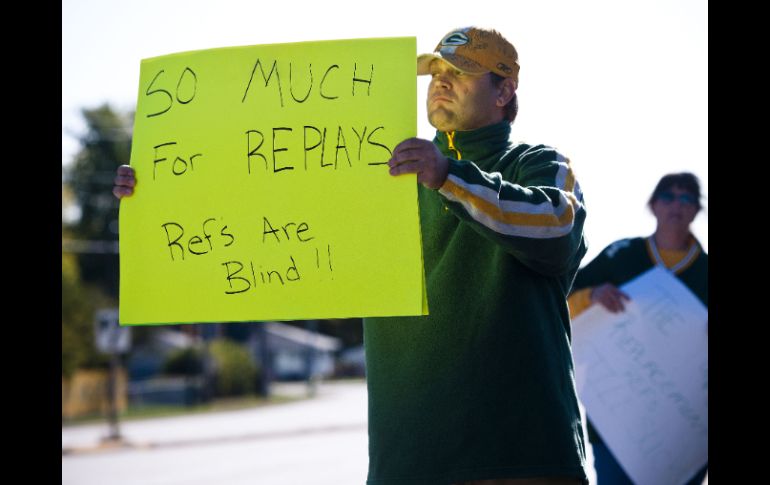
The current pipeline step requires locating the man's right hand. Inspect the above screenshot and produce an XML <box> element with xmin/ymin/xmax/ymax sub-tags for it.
<box><xmin>113</xmin><ymin>165</ymin><xmax>136</xmax><ymax>199</ymax></box>
<box><xmin>590</xmin><ymin>283</ymin><xmax>631</xmax><ymax>313</ymax></box>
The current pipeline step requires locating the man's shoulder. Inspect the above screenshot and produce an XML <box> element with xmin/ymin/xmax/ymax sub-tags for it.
<box><xmin>693</xmin><ymin>236</ymin><xmax>708</xmax><ymax>259</ymax></box>
<box><xmin>507</xmin><ymin>141</ymin><xmax>560</xmax><ymax>155</ymax></box>
<box><xmin>504</xmin><ymin>142</ymin><xmax>567</xmax><ymax>164</ymax></box>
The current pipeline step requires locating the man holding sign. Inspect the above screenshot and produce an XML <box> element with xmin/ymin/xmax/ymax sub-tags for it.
<box><xmin>366</xmin><ymin>27</ymin><xmax>588</xmax><ymax>485</ymax></box>
<box><xmin>116</xmin><ymin>27</ymin><xmax>589</xmax><ymax>485</ymax></box>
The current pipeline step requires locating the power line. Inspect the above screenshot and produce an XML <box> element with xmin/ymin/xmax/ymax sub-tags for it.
<box><xmin>62</xmin><ymin>239</ymin><xmax>119</xmax><ymax>254</ymax></box>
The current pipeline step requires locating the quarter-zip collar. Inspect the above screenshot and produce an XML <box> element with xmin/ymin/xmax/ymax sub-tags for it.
<box><xmin>446</xmin><ymin>131</ymin><xmax>461</xmax><ymax>160</ymax></box>
<box><xmin>434</xmin><ymin>121</ymin><xmax>511</xmax><ymax>163</ymax></box>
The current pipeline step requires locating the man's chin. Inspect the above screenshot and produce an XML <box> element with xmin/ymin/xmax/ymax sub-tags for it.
<box><xmin>428</xmin><ymin>113</ymin><xmax>456</xmax><ymax>132</ymax></box>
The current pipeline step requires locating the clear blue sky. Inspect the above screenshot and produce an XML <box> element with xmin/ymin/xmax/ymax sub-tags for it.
<box><xmin>62</xmin><ymin>0</ymin><xmax>707</xmax><ymax>263</ymax></box>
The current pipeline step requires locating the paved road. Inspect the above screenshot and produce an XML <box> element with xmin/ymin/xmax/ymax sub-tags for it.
<box><xmin>62</xmin><ymin>380</ymin><xmax>369</xmax><ymax>485</ymax></box>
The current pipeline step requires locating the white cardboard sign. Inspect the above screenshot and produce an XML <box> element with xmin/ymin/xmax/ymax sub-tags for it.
<box><xmin>572</xmin><ymin>266</ymin><xmax>707</xmax><ymax>485</ymax></box>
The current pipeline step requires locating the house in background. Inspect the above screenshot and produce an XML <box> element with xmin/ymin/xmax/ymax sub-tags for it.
<box><xmin>336</xmin><ymin>344</ymin><xmax>366</xmax><ymax>377</ymax></box>
<box><xmin>124</xmin><ymin>322</ymin><xmax>342</xmax><ymax>406</ymax></box>
<box><xmin>126</xmin><ymin>329</ymin><xmax>203</xmax><ymax>406</ymax></box>
<box><xmin>127</xmin><ymin>329</ymin><xmax>199</xmax><ymax>381</ymax></box>
<box><xmin>250</xmin><ymin>322</ymin><xmax>342</xmax><ymax>381</ymax></box>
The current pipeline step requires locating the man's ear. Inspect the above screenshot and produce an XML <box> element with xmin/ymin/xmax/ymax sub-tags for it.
<box><xmin>496</xmin><ymin>77</ymin><xmax>516</xmax><ymax>107</ymax></box>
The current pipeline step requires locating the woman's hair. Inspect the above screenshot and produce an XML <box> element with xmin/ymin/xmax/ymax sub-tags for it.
<box><xmin>490</xmin><ymin>73</ymin><xmax>518</xmax><ymax>123</ymax></box>
<box><xmin>648</xmin><ymin>172</ymin><xmax>702</xmax><ymax>210</ymax></box>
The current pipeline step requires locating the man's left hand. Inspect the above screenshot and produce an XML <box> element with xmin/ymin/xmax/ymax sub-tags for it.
<box><xmin>388</xmin><ymin>138</ymin><xmax>449</xmax><ymax>189</ymax></box>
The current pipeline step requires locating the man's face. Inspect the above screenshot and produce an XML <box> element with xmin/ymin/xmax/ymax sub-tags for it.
<box><xmin>427</xmin><ymin>59</ymin><xmax>503</xmax><ymax>132</ymax></box>
<box><xmin>651</xmin><ymin>185</ymin><xmax>700</xmax><ymax>230</ymax></box>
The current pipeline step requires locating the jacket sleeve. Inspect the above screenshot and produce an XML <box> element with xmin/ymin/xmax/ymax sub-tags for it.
<box><xmin>437</xmin><ymin>146</ymin><xmax>587</xmax><ymax>276</ymax></box>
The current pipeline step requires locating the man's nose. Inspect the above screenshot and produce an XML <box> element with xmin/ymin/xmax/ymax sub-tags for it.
<box><xmin>431</xmin><ymin>73</ymin><xmax>451</xmax><ymax>88</ymax></box>
<box><xmin>433</xmin><ymin>71</ymin><xmax>452</xmax><ymax>86</ymax></box>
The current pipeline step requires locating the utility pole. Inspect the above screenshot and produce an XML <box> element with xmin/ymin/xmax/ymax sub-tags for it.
<box><xmin>305</xmin><ymin>320</ymin><xmax>320</xmax><ymax>397</ymax></box>
<box><xmin>105</xmin><ymin>346</ymin><xmax>122</xmax><ymax>441</ymax></box>
<box><xmin>95</xmin><ymin>308</ymin><xmax>130</xmax><ymax>444</ymax></box>
<box><xmin>256</xmin><ymin>324</ymin><xmax>272</xmax><ymax>397</ymax></box>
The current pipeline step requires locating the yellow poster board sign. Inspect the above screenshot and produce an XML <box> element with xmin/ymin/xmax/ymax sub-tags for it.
<box><xmin>120</xmin><ymin>37</ymin><xmax>425</xmax><ymax>325</ymax></box>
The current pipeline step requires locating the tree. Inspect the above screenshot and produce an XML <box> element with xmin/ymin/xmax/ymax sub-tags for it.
<box><xmin>65</xmin><ymin>104</ymin><xmax>133</xmax><ymax>297</ymax></box>
<box><xmin>62</xmin><ymin>104</ymin><xmax>136</xmax><ymax>377</ymax></box>
<box><xmin>61</xmin><ymin>249</ymin><xmax>110</xmax><ymax>377</ymax></box>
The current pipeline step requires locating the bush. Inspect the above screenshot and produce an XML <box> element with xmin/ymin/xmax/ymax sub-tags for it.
<box><xmin>163</xmin><ymin>347</ymin><xmax>204</xmax><ymax>376</ymax></box>
<box><xmin>61</xmin><ymin>251</ymin><xmax>111</xmax><ymax>378</ymax></box>
<box><xmin>208</xmin><ymin>339</ymin><xmax>259</xmax><ymax>397</ymax></box>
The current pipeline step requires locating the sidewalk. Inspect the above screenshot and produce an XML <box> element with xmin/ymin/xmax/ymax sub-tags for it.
<box><xmin>61</xmin><ymin>380</ymin><xmax>367</xmax><ymax>455</ymax></box>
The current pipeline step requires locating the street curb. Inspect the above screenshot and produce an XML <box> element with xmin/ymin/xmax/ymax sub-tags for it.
<box><xmin>62</xmin><ymin>422</ymin><xmax>367</xmax><ymax>457</ymax></box>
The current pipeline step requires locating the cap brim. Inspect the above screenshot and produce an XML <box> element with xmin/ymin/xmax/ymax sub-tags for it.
<box><xmin>416</xmin><ymin>52</ymin><xmax>488</xmax><ymax>76</ymax></box>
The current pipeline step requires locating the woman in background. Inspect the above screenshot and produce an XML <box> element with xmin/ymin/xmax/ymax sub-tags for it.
<box><xmin>568</xmin><ymin>172</ymin><xmax>708</xmax><ymax>485</ymax></box>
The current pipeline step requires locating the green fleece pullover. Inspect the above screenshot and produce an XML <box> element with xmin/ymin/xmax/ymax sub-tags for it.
<box><xmin>364</xmin><ymin>121</ymin><xmax>589</xmax><ymax>484</ymax></box>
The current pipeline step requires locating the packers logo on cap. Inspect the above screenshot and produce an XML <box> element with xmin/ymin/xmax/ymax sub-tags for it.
<box><xmin>417</xmin><ymin>27</ymin><xmax>519</xmax><ymax>85</ymax></box>
<box><xmin>441</xmin><ymin>32</ymin><xmax>469</xmax><ymax>46</ymax></box>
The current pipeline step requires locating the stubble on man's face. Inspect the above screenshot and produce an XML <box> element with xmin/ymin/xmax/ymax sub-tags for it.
<box><xmin>426</xmin><ymin>60</ymin><xmax>501</xmax><ymax>132</ymax></box>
